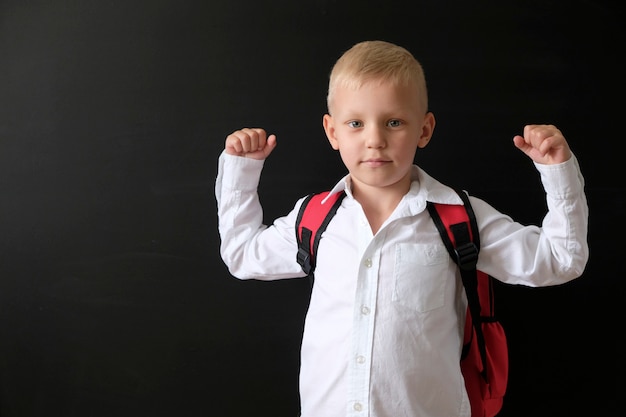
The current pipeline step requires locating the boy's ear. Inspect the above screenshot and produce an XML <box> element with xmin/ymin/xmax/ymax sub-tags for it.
<box><xmin>323</xmin><ymin>114</ymin><xmax>340</xmax><ymax>150</ymax></box>
<box><xmin>417</xmin><ymin>112</ymin><xmax>436</xmax><ymax>148</ymax></box>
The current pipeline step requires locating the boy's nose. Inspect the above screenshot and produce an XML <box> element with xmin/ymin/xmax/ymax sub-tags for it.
<box><xmin>366</xmin><ymin>127</ymin><xmax>386</xmax><ymax>148</ymax></box>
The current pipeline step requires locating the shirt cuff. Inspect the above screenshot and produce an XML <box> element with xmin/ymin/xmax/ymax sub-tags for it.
<box><xmin>218</xmin><ymin>151</ymin><xmax>265</xmax><ymax>191</ymax></box>
<box><xmin>534</xmin><ymin>154</ymin><xmax>585</xmax><ymax>199</ymax></box>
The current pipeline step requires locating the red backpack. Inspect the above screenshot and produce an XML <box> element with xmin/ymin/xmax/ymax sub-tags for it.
<box><xmin>295</xmin><ymin>189</ymin><xmax>509</xmax><ymax>417</ymax></box>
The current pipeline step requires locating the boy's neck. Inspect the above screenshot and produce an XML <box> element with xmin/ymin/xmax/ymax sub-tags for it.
<box><xmin>351</xmin><ymin>179</ymin><xmax>410</xmax><ymax>234</ymax></box>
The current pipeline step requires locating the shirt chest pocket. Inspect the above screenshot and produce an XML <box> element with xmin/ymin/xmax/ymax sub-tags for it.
<box><xmin>393</xmin><ymin>243</ymin><xmax>450</xmax><ymax>313</ymax></box>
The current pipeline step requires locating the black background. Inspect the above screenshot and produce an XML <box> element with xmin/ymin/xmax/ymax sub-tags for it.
<box><xmin>0</xmin><ymin>1</ymin><xmax>624</xmax><ymax>416</ymax></box>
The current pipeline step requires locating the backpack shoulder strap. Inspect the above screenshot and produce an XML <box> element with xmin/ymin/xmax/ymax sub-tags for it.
<box><xmin>427</xmin><ymin>189</ymin><xmax>480</xmax><ymax>270</ymax></box>
<box><xmin>427</xmin><ymin>189</ymin><xmax>489</xmax><ymax>378</ymax></box>
<box><xmin>295</xmin><ymin>190</ymin><xmax>346</xmax><ymax>275</ymax></box>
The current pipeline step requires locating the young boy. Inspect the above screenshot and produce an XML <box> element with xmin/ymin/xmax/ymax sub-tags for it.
<box><xmin>215</xmin><ymin>40</ymin><xmax>589</xmax><ymax>417</ymax></box>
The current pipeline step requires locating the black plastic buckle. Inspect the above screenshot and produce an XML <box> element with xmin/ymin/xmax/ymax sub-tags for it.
<box><xmin>454</xmin><ymin>242</ymin><xmax>479</xmax><ymax>271</ymax></box>
<box><xmin>297</xmin><ymin>248</ymin><xmax>312</xmax><ymax>275</ymax></box>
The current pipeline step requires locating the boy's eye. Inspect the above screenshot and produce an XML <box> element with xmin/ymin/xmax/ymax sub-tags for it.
<box><xmin>388</xmin><ymin>119</ymin><xmax>402</xmax><ymax>127</ymax></box>
<box><xmin>348</xmin><ymin>120</ymin><xmax>363</xmax><ymax>128</ymax></box>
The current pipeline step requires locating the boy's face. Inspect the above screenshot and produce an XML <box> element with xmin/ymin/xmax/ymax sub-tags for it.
<box><xmin>323</xmin><ymin>79</ymin><xmax>435</xmax><ymax>196</ymax></box>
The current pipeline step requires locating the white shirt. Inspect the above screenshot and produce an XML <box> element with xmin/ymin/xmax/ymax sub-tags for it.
<box><xmin>215</xmin><ymin>151</ymin><xmax>589</xmax><ymax>417</ymax></box>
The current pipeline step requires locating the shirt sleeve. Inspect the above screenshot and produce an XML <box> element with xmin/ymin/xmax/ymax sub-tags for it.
<box><xmin>215</xmin><ymin>151</ymin><xmax>308</xmax><ymax>280</ymax></box>
<box><xmin>473</xmin><ymin>154</ymin><xmax>589</xmax><ymax>286</ymax></box>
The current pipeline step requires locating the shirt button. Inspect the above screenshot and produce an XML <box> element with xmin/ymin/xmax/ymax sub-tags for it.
<box><xmin>361</xmin><ymin>306</ymin><xmax>370</xmax><ymax>315</ymax></box>
<box><xmin>353</xmin><ymin>402</ymin><xmax>363</xmax><ymax>411</ymax></box>
<box><xmin>364</xmin><ymin>258</ymin><xmax>372</xmax><ymax>268</ymax></box>
<box><xmin>356</xmin><ymin>355</ymin><xmax>366</xmax><ymax>364</ymax></box>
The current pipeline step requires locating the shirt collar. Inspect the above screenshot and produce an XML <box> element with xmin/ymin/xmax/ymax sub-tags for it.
<box><xmin>321</xmin><ymin>165</ymin><xmax>464</xmax><ymax>207</ymax></box>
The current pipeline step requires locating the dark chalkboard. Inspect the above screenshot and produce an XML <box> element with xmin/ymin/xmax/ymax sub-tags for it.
<box><xmin>0</xmin><ymin>1</ymin><xmax>623</xmax><ymax>416</ymax></box>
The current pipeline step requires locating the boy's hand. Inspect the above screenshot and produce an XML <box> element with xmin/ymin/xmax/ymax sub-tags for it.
<box><xmin>225</xmin><ymin>128</ymin><xmax>277</xmax><ymax>160</ymax></box>
<box><xmin>513</xmin><ymin>124</ymin><xmax>572</xmax><ymax>165</ymax></box>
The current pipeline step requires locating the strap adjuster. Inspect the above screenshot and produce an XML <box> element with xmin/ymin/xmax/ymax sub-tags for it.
<box><xmin>454</xmin><ymin>242</ymin><xmax>478</xmax><ymax>271</ymax></box>
<box><xmin>297</xmin><ymin>248</ymin><xmax>312</xmax><ymax>275</ymax></box>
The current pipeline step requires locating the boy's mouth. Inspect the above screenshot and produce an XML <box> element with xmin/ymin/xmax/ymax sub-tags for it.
<box><xmin>362</xmin><ymin>158</ymin><xmax>390</xmax><ymax>167</ymax></box>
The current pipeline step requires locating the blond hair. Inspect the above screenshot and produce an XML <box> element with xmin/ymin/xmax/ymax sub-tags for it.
<box><xmin>327</xmin><ymin>40</ymin><xmax>428</xmax><ymax>114</ymax></box>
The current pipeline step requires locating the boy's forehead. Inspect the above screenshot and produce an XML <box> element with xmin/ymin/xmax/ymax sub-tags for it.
<box><xmin>331</xmin><ymin>81</ymin><xmax>424</xmax><ymax>112</ymax></box>
<box><xmin>328</xmin><ymin>73</ymin><xmax>427</xmax><ymax>113</ymax></box>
